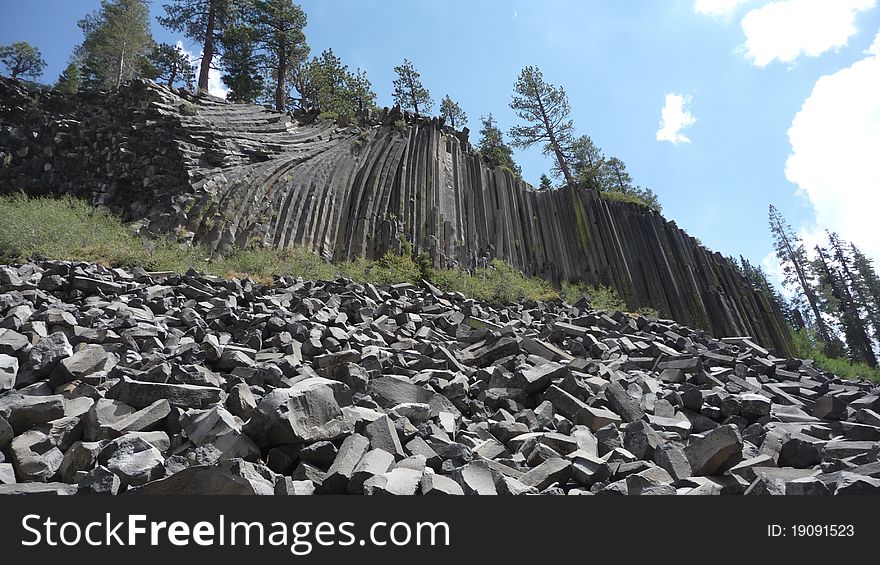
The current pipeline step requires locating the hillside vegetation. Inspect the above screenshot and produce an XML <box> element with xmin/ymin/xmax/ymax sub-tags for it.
<box><xmin>0</xmin><ymin>194</ymin><xmax>563</xmax><ymax>304</ymax></box>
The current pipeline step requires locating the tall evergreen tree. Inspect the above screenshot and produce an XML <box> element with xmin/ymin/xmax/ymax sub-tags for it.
<box><xmin>600</xmin><ymin>157</ymin><xmax>633</xmax><ymax>192</ymax></box>
<box><xmin>477</xmin><ymin>114</ymin><xmax>521</xmax><ymax>177</ymax></box>
<box><xmin>160</xmin><ymin>0</ymin><xmax>233</xmax><ymax>94</ymax></box>
<box><xmin>827</xmin><ymin>232</ymin><xmax>879</xmax><ymax>364</ymax></box>
<box><xmin>814</xmin><ymin>245</ymin><xmax>875</xmax><ymax>366</ymax></box>
<box><xmin>850</xmin><ymin>243</ymin><xmax>880</xmax><ymax>344</ymax></box>
<box><xmin>77</xmin><ymin>0</ymin><xmax>154</xmax><ymax>91</ymax></box>
<box><xmin>347</xmin><ymin>68</ymin><xmax>376</xmax><ymax>116</ymax></box>
<box><xmin>439</xmin><ymin>95</ymin><xmax>467</xmax><ymax>128</ymax></box>
<box><xmin>219</xmin><ymin>22</ymin><xmax>264</xmax><ymax>103</ymax></box>
<box><xmin>306</xmin><ymin>49</ymin><xmax>352</xmax><ymax>113</ymax></box>
<box><xmin>54</xmin><ymin>62</ymin><xmax>80</xmax><ymax>94</ymax></box>
<box><xmin>392</xmin><ymin>59</ymin><xmax>432</xmax><ymax>115</ymax></box>
<box><xmin>249</xmin><ymin>0</ymin><xmax>308</xmax><ymax>112</ymax></box>
<box><xmin>564</xmin><ymin>135</ymin><xmax>604</xmax><ymax>188</ymax></box>
<box><xmin>0</xmin><ymin>41</ymin><xmax>46</xmax><ymax>80</ymax></box>
<box><xmin>149</xmin><ymin>43</ymin><xmax>195</xmax><ymax>89</ymax></box>
<box><xmin>509</xmin><ymin>66</ymin><xmax>575</xmax><ymax>187</ymax></box>
<box><xmin>288</xmin><ymin>49</ymin><xmax>375</xmax><ymax>120</ymax></box>
<box><xmin>768</xmin><ymin>205</ymin><xmax>834</xmax><ymax>347</ymax></box>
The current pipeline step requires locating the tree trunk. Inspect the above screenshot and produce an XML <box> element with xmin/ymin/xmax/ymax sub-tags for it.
<box><xmin>410</xmin><ymin>77</ymin><xmax>419</xmax><ymax>115</ymax></box>
<box><xmin>116</xmin><ymin>40</ymin><xmax>127</xmax><ymax>91</ymax></box>
<box><xmin>772</xmin><ymin>215</ymin><xmax>832</xmax><ymax>345</ymax></box>
<box><xmin>275</xmin><ymin>50</ymin><xmax>287</xmax><ymax>112</ymax></box>
<box><xmin>536</xmin><ymin>95</ymin><xmax>574</xmax><ymax>187</ymax></box>
<box><xmin>198</xmin><ymin>0</ymin><xmax>217</xmax><ymax>94</ymax></box>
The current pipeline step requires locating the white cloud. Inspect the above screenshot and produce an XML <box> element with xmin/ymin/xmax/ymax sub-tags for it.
<box><xmin>694</xmin><ymin>0</ymin><xmax>751</xmax><ymax>19</ymax></box>
<box><xmin>741</xmin><ymin>0</ymin><xmax>877</xmax><ymax>67</ymax></box>
<box><xmin>784</xmin><ymin>29</ymin><xmax>880</xmax><ymax>264</ymax></box>
<box><xmin>869</xmin><ymin>28</ymin><xmax>880</xmax><ymax>54</ymax></box>
<box><xmin>176</xmin><ymin>40</ymin><xmax>228</xmax><ymax>99</ymax></box>
<box><xmin>655</xmin><ymin>93</ymin><xmax>697</xmax><ymax>144</ymax></box>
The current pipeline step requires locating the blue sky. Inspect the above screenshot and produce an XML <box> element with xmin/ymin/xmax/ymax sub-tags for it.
<box><xmin>2</xmin><ymin>0</ymin><xmax>879</xmax><ymax>287</ymax></box>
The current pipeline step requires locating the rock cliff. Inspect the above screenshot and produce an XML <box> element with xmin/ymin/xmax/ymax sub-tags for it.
<box><xmin>0</xmin><ymin>77</ymin><xmax>793</xmax><ymax>355</ymax></box>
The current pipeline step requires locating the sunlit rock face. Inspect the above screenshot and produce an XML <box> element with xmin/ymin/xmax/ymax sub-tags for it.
<box><xmin>0</xmin><ymin>77</ymin><xmax>792</xmax><ymax>355</ymax></box>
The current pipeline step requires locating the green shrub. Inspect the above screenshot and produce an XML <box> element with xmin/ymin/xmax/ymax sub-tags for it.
<box><xmin>561</xmin><ymin>281</ymin><xmax>627</xmax><ymax>312</ymax></box>
<box><xmin>791</xmin><ymin>327</ymin><xmax>880</xmax><ymax>383</ymax></box>
<box><xmin>428</xmin><ymin>260</ymin><xmax>557</xmax><ymax>303</ymax></box>
<box><xmin>637</xmin><ymin>306</ymin><xmax>660</xmax><ymax>319</ymax></box>
<box><xmin>600</xmin><ymin>191</ymin><xmax>653</xmax><ymax>208</ymax></box>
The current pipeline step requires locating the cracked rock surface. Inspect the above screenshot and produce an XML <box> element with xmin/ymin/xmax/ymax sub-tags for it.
<box><xmin>0</xmin><ymin>260</ymin><xmax>877</xmax><ymax>495</ymax></box>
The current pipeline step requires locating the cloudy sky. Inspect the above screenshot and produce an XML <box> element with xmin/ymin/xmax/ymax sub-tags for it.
<box><xmin>2</xmin><ymin>0</ymin><xmax>879</xmax><ymax>292</ymax></box>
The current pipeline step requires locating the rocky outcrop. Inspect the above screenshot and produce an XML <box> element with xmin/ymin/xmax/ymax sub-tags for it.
<box><xmin>0</xmin><ymin>77</ymin><xmax>792</xmax><ymax>355</ymax></box>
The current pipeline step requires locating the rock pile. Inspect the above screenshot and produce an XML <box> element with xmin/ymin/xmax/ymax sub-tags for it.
<box><xmin>0</xmin><ymin>260</ymin><xmax>877</xmax><ymax>496</ymax></box>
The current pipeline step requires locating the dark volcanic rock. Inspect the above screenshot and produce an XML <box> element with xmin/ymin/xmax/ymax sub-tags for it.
<box><xmin>0</xmin><ymin>259</ymin><xmax>875</xmax><ymax>495</ymax></box>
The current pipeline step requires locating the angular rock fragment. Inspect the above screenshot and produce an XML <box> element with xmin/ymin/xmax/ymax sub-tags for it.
<box><xmin>138</xmin><ymin>459</ymin><xmax>275</xmax><ymax>495</ymax></box>
<box><xmin>684</xmin><ymin>425</ymin><xmax>743</xmax><ymax>476</ymax></box>
<box><xmin>97</xmin><ymin>434</ymin><xmax>165</xmax><ymax>488</ymax></box>
<box><xmin>246</xmin><ymin>381</ymin><xmax>351</xmax><ymax>446</ymax></box>
<box><xmin>107</xmin><ymin>377</ymin><xmax>222</xmax><ymax>410</ymax></box>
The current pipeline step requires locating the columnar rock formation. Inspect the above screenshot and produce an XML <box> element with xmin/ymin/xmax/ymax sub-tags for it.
<box><xmin>0</xmin><ymin>78</ymin><xmax>792</xmax><ymax>355</ymax></box>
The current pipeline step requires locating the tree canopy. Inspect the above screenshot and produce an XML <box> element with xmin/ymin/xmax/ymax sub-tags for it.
<box><xmin>440</xmin><ymin>95</ymin><xmax>467</xmax><ymax>128</ymax></box>
<box><xmin>392</xmin><ymin>59</ymin><xmax>432</xmax><ymax>115</ymax></box>
<box><xmin>478</xmin><ymin>114</ymin><xmax>521</xmax><ymax>177</ymax></box>
<box><xmin>77</xmin><ymin>0</ymin><xmax>154</xmax><ymax>91</ymax></box>
<box><xmin>509</xmin><ymin>66</ymin><xmax>575</xmax><ymax>186</ymax></box>
<box><xmin>149</xmin><ymin>43</ymin><xmax>195</xmax><ymax>89</ymax></box>
<box><xmin>0</xmin><ymin>41</ymin><xmax>46</xmax><ymax>80</ymax></box>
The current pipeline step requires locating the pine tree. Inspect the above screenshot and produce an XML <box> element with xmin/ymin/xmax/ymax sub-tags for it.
<box><xmin>0</xmin><ymin>41</ymin><xmax>46</xmax><ymax>80</ymax></box>
<box><xmin>564</xmin><ymin>135</ymin><xmax>604</xmax><ymax>188</ymax></box>
<box><xmin>347</xmin><ymin>68</ymin><xmax>376</xmax><ymax>116</ymax></box>
<box><xmin>219</xmin><ymin>22</ymin><xmax>264</xmax><ymax>103</ymax></box>
<box><xmin>539</xmin><ymin>174</ymin><xmax>553</xmax><ymax>190</ymax></box>
<box><xmin>289</xmin><ymin>49</ymin><xmax>375</xmax><ymax>120</ymax></box>
<box><xmin>439</xmin><ymin>95</ymin><xmax>467</xmax><ymax>128</ymax></box>
<box><xmin>768</xmin><ymin>205</ymin><xmax>834</xmax><ymax>347</ymax></box>
<box><xmin>77</xmin><ymin>0</ymin><xmax>154</xmax><ymax>91</ymax></box>
<box><xmin>814</xmin><ymin>245</ymin><xmax>875</xmax><ymax>365</ymax></box>
<box><xmin>477</xmin><ymin>114</ymin><xmax>521</xmax><ymax>177</ymax></box>
<box><xmin>509</xmin><ymin>66</ymin><xmax>575</xmax><ymax>187</ymax></box>
<box><xmin>601</xmin><ymin>157</ymin><xmax>633</xmax><ymax>192</ymax></box>
<box><xmin>850</xmin><ymin>243</ymin><xmax>880</xmax><ymax>344</ymax></box>
<box><xmin>54</xmin><ymin>62</ymin><xmax>80</xmax><ymax>95</ymax></box>
<box><xmin>159</xmin><ymin>0</ymin><xmax>234</xmax><ymax>94</ymax></box>
<box><xmin>149</xmin><ymin>43</ymin><xmax>195</xmax><ymax>89</ymax></box>
<box><xmin>392</xmin><ymin>59</ymin><xmax>432</xmax><ymax>115</ymax></box>
<box><xmin>249</xmin><ymin>0</ymin><xmax>308</xmax><ymax>112</ymax></box>
<box><xmin>827</xmin><ymin>232</ymin><xmax>879</xmax><ymax>364</ymax></box>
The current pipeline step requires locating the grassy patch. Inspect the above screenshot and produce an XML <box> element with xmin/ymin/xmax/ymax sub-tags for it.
<box><xmin>791</xmin><ymin>327</ymin><xmax>880</xmax><ymax>383</ymax></box>
<box><xmin>600</xmin><ymin>190</ymin><xmax>655</xmax><ymax>210</ymax></box>
<box><xmin>561</xmin><ymin>281</ymin><xmax>627</xmax><ymax>312</ymax></box>
<box><xmin>430</xmin><ymin>260</ymin><xmax>558</xmax><ymax>303</ymax></box>
<box><xmin>0</xmin><ymin>194</ymin><xmax>559</xmax><ymax>304</ymax></box>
